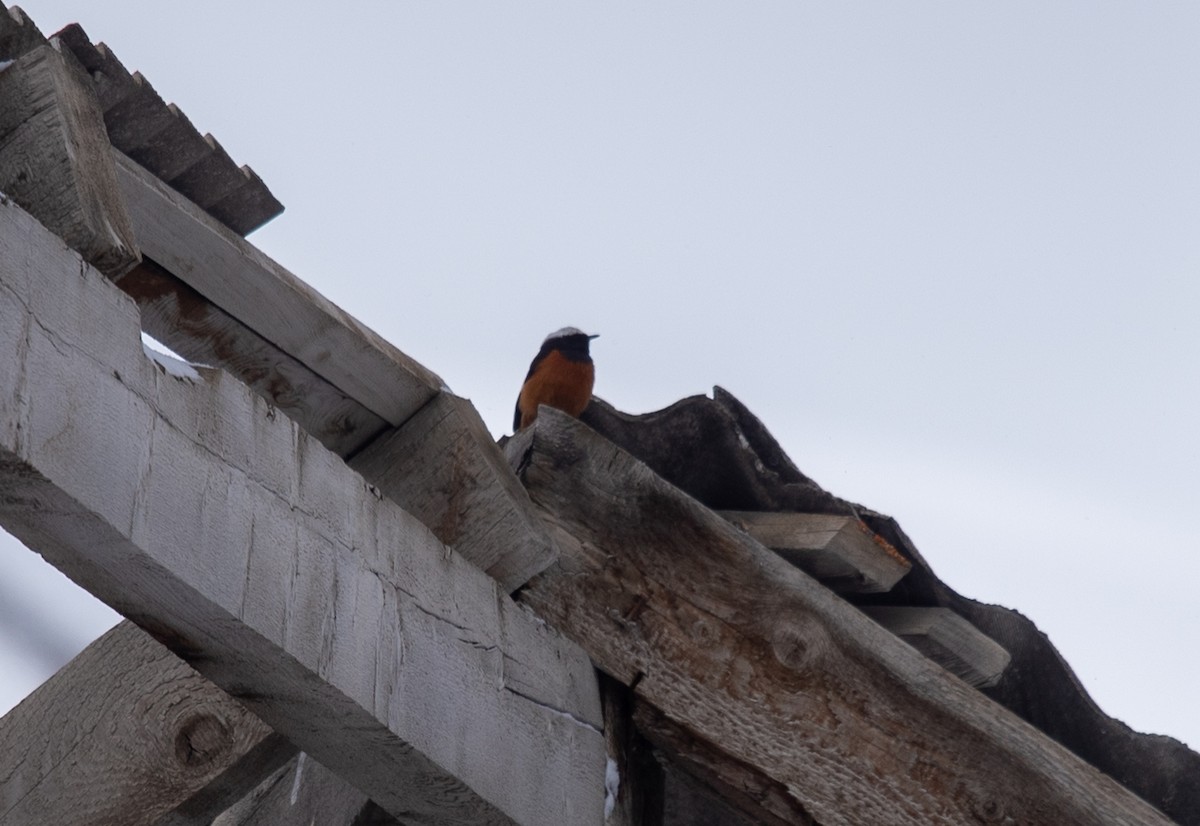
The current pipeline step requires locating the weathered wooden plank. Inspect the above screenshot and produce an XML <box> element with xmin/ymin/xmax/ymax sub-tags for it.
<box><xmin>0</xmin><ymin>197</ymin><xmax>605</xmax><ymax>826</ymax></box>
<box><xmin>511</xmin><ymin>408</ymin><xmax>1174</xmax><ymax>826</ymax></box>
<box><xmin>166</xmin><ymin>133</ymin><xmax>257</xmax><ymax>211</ymax></box>
<box><xmin>0</xmin><ymin>42</ymin><xmax>139</xmax><ymax>277</ymax></box>
<box><xmin>113</xmin><ymin>150</ymin><xmax>439</xmax><ymax>424</ymax></box>
<box><xmin>0</xmin><ymin>5</ymin><xmax>45</xmax><ymax>60</ymax></box>
<box><xmin>207</xmin><ymin>163</ymin><xmax>285</xmax><ymax>236</ymax></box>
<box><xmin>211</xmin><ymin>754</ymin><xmax>398</xmax><ymax>826</ymax></box>
<box><xmin>118</xmin><ymin>260</ymin><xmax>390</xmax><ymax>457</ymax></box>
<box><xmin>720</xmin><ymin>510</ymin><xmax>910</xmax><ymax>594</ymax></box>
<box><xmin>0</xmin><ymin>621</ymin><xmax>295</xmax><ymax>826</ymax></box>
<box><xmin>52</xmin><ymin>22</ymin><xmax>283</xmax><ymax>234</ymax></box>
<box><xmin>861</xmin><ymin>606</ymin><xmax>1011</xmax><ymax>689</ymax></box>
<box><xmin>118</xmin><ymin>260</ymin><xmax>557</xmax><ymax>591</ymax></box>
<box><xmin>351</xmin><ymin>393</ymin><xmax>558</xmax><ymax>592</ymax></box>
<box><xmin>98</xmin><ymin>69</ymin><xmax>177</xmax><ymax>152</ymax></box>
<box><xmin>50</xmin><ymin>29</ymin><xmax>135</xmax><ymax>112</ymax></box>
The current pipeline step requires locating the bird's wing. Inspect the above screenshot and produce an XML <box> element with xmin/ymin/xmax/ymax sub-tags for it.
<box><xmin>513</xmin><ymin>349</ymin><xmax>551</xmax><ymax>431</ymax></box>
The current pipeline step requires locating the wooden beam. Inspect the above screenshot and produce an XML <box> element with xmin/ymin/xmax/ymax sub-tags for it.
<box><xmin>111</xmin><ymin>204</ymin><xmax>556</xmax><ymax>593</ymax></box>
<box><xmin>0</xmin><ymin>5</ymin><xmax>46</xmax><ymax>63</ymax></box>
<box><xmin>0</xmin><ymin>41</ymin><xmax>139</xmax><ymax>277</ymax></box>
<box><xmin>719</xmin><ymin>511</ymin><xmax>910</xmax><ymax>594</ymax></box>
<box><xmin>119</xmin><ymin>260</ymin><xmax>390</xmax><ymax>458</ymax></box>
<box><xmin>0</xmin><ymin>198</ymin><xmax>605</xmax><ymax>826</ymax></box>
<box><xmin>211</xmin><ymin>754</ymin><xmax>398</xmax><ymax>826</ymax></box>
<box><xmin>0</xmin><ymin>621</ymin><xmax>295</xmax><ymax>826</ymax></box>
<box><xmin>861</xmin><ymin>606</ymin><xmax>1011</xmax><ymax>689</ymax></box>
<box><xmin>118</xmin><ymin>259</ymin><xmax>557</xmax><ymax>591</ymax></box>
<box><xmin>111</xmin><ymin>150</ymin><xmax>440</xmax><ymax>426</ymax></box>
<box><xmin>511</xmin><ymin>408</ymin><xmax>1174</xmax><ymax>826</ymax></box>
<box><xmin>53</xmin><ymin>22</ymin><xmax>284</xmax><ymax>235</ymax></box>
<box><xmin>350</xmin><ymin>393</ymin><xmax>558</xmax><ymax>592</ymax></box>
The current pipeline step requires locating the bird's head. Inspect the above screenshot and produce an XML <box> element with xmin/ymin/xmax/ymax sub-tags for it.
<box><xmin>544</xmin><ymin>327</ymin><xmax>599</xmax><ymax>355</ymax></box>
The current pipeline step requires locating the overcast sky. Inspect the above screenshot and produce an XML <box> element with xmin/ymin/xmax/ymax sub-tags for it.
<box><xmin>3</xmin><ymin>1</ymin><xmax>1198</xmax><ymax>755</ymax></box>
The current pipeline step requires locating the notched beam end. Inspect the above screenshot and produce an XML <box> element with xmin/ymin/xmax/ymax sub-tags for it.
<box><xmin>0</xmin><ymin>42</ymin><xmax>140</xmax><ymax>278</ymax></box>
<box><xmin>721</xmin><ymin>510</ymin><xmax>911</xmax><ymax>594</ymax></box>
<box><xmin>861</xmin><ymin>606</ymin><xmax>1012</xmax><ymax>689</ymax></box>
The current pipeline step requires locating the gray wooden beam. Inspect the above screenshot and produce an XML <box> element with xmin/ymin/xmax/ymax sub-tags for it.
<box><xmin>511</xmin><ymin>408</ymin><xmax>1174</xmax><ymax>826</ymax></box>
<box><xmin>51</xmin><ymin>22</ymin><xmax>283</xmax><ymax>235</ymax></box>
<box><xmin>119</xmin><ymin>259</ymin><xmax>390</xmax><ymax>458</ymax></box>
<box><xmin>0</xmin><ymin>197</ymin><xmax>605</xmax><ymax>826</ymax></box>
<box><xmin>720</xmin><ymin>511</ymin><xmax>911</xmax><ymax>594</ymax></box>
<box><xmin>861</xmin><ymin>606</ymin><xmax>1011</xmax><ymax>689</ymax></box>
<box><xmin>111</xmin><ymin>150</ymin><xmax>439</xmax><ymax>427</ymax></box>
<box><xmin>350</xmin><ymin>392</ymin><xmax>557</xmax><ymax>592</ymax></box>
<box><xmin>0</xmin><ymin>41</ymin><xmax>139</xmax><ymax>277</ymax></box>
<box><xmin>111</xmin><ymin>157</ymin><xmax>556</xmax><ymax>592</ymax></box>
<box><xmin>0</xmin><ymin>621</ymin><xmax>295</xmax><ymax>826</ymax></box>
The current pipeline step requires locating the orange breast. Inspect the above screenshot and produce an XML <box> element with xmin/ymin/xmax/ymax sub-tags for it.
<box><xmin>517</xmin><ymin>350</ymin><xmax>595</xmax><ymax>430</ymax></box>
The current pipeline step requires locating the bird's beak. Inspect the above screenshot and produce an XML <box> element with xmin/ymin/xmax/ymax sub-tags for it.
<box><xmin>588</xmin><ymin>333</ymin><xmax>600</xmax><ymax>340</ymax></box>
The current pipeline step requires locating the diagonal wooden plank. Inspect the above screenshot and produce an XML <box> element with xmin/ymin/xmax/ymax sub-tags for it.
<box><xmin>509</xmin><ymin>408</ymin><xmax>1174</xmax><ymax>826</ymax></box>
<box><xmin>119</xmin><ymin>259</ymin><xmax>390</xmax><ymax>458</ymax></box>
<box><xmin>0</xmin><ymin>621</ymin><xmax>295</xmax><ymax>826</ymax></box>
<box><xmin>111</xmin><ymin>150</ymin><xmax>441</xmax><ymax>426</ymax></box>
<box><xmin>118</xmin><ymin>258</ymin><xmax>557</xmax><ymax>592</ymax></box>
<box><xmin>350</xmin><ymin>392</ymin><xmax>558</xmax><ymax>591</ymax></box>
<box><xmin>0</xmin><ymin>196</ymin><xmax>604</xmax><ymax>826</ymax></box>
<box><xmin>51</xmin><ymin>22</ymin><xmax>283</xmax><ymax>235</ymax></box>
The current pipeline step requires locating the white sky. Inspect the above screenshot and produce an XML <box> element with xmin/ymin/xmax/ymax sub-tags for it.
<box><xmin>3</xmin><ymin>1</ymin><xmax>1198</xmax><ymax>754</ymax></box>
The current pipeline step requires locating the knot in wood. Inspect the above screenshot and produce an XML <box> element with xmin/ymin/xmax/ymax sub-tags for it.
<box><xmin>768</xmin><ymin>612</ymin><xmax>830</xmax><ymax>674</ymax></box>
<box><xmin>174</xmin><ymin>713</ymin><xmax>229</xmax><ymax>768</ymax></box>
<box><xmin>970</xmin><ymin>796</ymin><xmax>1011</xmax><ymax>824</ymax></box>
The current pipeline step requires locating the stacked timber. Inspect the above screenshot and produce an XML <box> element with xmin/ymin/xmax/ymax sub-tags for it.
<box><xmin>0</xmin><ymin>3</ymin><xmax>1197</xmax><ymax>824</ymax></box>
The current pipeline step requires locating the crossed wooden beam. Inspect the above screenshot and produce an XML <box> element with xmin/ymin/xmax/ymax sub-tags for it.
<box><xmin>0</xmin><ymin>5</ymin><xmax>1176</xmax><ymax>824</ymax></box>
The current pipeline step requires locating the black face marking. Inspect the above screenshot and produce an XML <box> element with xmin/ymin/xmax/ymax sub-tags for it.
<box><xmin>542</xmin><ymin>332</ymin><xmax>594</xmax><ymax>363</ymax></box>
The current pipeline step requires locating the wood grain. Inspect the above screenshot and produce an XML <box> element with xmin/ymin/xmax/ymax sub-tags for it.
<box><xmin>350</xmin><ymin>392</ymin><xmax>558</xmax><ymax>592</ymax></box>
<box><xmin>0</xmin><ymin>42</ymin><xmax>139</xmax><ymax>277</ymax></box>
<box><xmin>0</xmin><ymin>5</ymin><xmax>46</xmax><ymax>63</ymax></box>
<box><xmin>0</xmin><ymin>197</ymin><xmax>605</xmax><ymax>826</ymax></box>
<box><xmin>514</xmin><ymin>408</ymin><xmax>1174</xmax><ymax>826</ymax></box>
<box><xmin>0</xmin><ymin>621</ymin><xmax>295</xmax><ymax>826</ymax></box>
<box><xmin>118</xmin><ymin>260</ymin><xmax>558</xmax><ymax>592</ymax></box>
<box><xmin>52</xmin><ymin>22</ymin><xmax>283</xmax><ymax>235</ymax></box>
<box><xmin>117</xmin><ymin>260</ymin><xmax>390</xmax><ymax>458</ymax></box>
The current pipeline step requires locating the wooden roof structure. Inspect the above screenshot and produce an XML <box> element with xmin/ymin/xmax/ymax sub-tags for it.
<box><xmin>0</xmin><ymin>5</ymin><xmax>1196</xmax><ymax>824</ymax></box>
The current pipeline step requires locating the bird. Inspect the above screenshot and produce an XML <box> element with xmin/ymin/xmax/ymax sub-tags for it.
<box><xmin>514</xmin><ymin>327</ymin><xmax>598</xmax><ymax>431</ymax></box>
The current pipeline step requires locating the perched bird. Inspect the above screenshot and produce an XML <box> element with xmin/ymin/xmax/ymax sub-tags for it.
<box><xmin>514</xmin><ymin>327</ymin><xmax>598</xmax><ymax>431</ymax></box>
